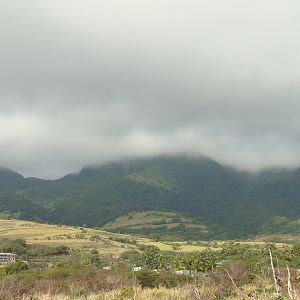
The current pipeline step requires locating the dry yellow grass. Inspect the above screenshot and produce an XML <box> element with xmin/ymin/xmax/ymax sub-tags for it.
<box><xmin>139</xmin><ymin>241</ymin><xmax>220</xmax><ymax>252</ymax></box>
<box><xmin>26</xmin><ymin>288</ymin><xmax>190</xmax><ymax>300</ymax></box>
<box><xmin>0</xmin><ymin>219</ymin><xmax>136</xmax><ymax>255</ymax></box>
<box><xmin>0</xmin><ymin>218</ymin><xmax>218</xmax><ymax>255</ymax></box>
<box><xmin>3</xmin><ymin>218</ymin><xmax>284</xmax><ymax>255</ymax></box>
<box><xmin>18</xmin><ymin>286</ymin><xmax>293</xmax><ymax>300</ymax></box>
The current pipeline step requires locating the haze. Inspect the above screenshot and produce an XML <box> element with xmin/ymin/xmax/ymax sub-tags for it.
<box><xmin>1</xmin><ymin>0</ymin><xmax>300</xmax><ymax>178</ymax></box>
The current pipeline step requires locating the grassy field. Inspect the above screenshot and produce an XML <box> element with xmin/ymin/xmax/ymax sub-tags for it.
<box><xmin>0</xmin><ymin>279</ymin><xmax>292</xmax><ymax>300</ymax></box>
<box><xmin>0</xmin><ymin>218</ymin><xmax>220</xmax><ymax>254</ymax></box>
<box><xmin>102</xmin><ymin>211</ymin><xmax>178</xmax><ymax>230</ymax></box>
<box><xmin>102</xmin><ymin>210</ymin><xmax>207</xmax><ymax>231</ymax></box>
<box><xmin>5</xmin><ymin>287</ymin><xmax>280</xmax><ymax>300</ymax></box>
<box><xmin>0</xmin><ymin>219</ymin><xmax>137</xmax><ymax>255</ymax></box>
<box><xmin>138</xmin><ymin>240</ymin><xmax>220</xmax><ymax>252</ymax></box>
<box><xmin>0</xmin><ymin>218</ymin><xmax>295</xmax><ymax>257</ymax></box>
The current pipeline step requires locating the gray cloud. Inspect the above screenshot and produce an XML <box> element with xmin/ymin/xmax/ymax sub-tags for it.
<box><xmin>1</xmin><ymin>0</ymin><xmax>300</xmax><ymax>178</ymax></box>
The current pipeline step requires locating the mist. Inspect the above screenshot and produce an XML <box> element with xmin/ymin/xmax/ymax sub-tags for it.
<box><xmin>1</xmin><ymin>0</ymin><xmax>300</xmax><ymax>178</ymax></box>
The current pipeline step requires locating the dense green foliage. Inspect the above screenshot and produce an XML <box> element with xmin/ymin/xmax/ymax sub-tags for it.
<box><xmin>1</xmin><ymin>155</ymin><xmax>300</xmax><ymax>239</ymax></box>
<box><xmin>0</xmin><ymin>239</ymin><xmax>70</xmax><ymax>258</ymax></box>
<box><xmin>0</xmin><ymin>192</ymin><xmax>49</xmax><ymax>221</ymax></box>
<box><xmin>3</xmin><ymin>261</ymin><xmax>29</xmax><ymax>275</ymax></box>
<box><xmin>1</xmin><ymin>238</ymin><xmax>300</xmax><ymax>299</ymax></box>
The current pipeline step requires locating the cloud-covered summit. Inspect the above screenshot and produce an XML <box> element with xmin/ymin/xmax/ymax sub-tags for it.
<box><xmin>1</xmin><ymin>0</ymin><xmax>300</xmax><ymax>178</ymax></box>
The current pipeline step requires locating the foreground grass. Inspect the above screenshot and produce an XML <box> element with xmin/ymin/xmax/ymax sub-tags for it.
<box><xmin>8</xmin><ymin>287</ymin><xmax>292</xmax><ymax>300</ymax></box>
<box><xmin>1</xmin><ymin>263</ymin><xmax>298</xmax><ymax>300</ymax></box>
<box><xmin>20</xmin><ymin>288</ymin><xmax>191</xmax><ymax>300</ymax></box>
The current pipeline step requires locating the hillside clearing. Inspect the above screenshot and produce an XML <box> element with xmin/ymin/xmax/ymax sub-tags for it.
<box><xmin>0</xmin><ymin>219</ymin><xmax>221</xmax><ymax>254</ymax></box>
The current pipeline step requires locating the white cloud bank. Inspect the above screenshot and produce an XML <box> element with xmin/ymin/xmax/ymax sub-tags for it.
<box><xmin>1</xmin><ymin>0</ymin><xmax>300</xmax><ymax>178</ymax></box>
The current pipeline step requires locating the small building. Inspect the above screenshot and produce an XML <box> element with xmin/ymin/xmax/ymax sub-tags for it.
<box><xmin>175</xmin><ymin>269</ymin><xmax>197</xmax><ymax>276</ymax></box>
<box><xmin>0</xmin><ymin>253</ymin><xmax>16</xmax><ymax>263</ymax></box>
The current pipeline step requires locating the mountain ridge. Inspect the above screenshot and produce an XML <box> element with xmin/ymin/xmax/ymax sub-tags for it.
<box><xmin>0</xmin><ymin>155</ymin><xmax>300</xmax><ymax>240</ymax></box>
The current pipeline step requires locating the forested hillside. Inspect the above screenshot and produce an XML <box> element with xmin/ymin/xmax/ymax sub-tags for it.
<box><xmin>1</xmin><ymin>155</ymin><xmax>300</xmax><ymax>239</ymax></box>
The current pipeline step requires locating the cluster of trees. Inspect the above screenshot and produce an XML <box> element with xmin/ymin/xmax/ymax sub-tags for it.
<box><xmin>221</xmin><ymin>242</ymin><xmax>299</xmax><ymax>263</ymax></box>
<box><xmin>121</xmin><ymin>242</ymin><xmax>300</xmax><ymax>274</ymax></box>
<box><xmin>0</xmin><ymin>239</ymin><xmax>70</xmax><ymax>258</ymax></box>
<box><xmin>121</xmin><ymin>245</ymin><xmax>219</xmax><ymax>271</ymax></box>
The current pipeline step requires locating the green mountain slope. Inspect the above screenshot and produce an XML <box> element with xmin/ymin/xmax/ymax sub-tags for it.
<box><xmin>0</xmin><ymin>192</ymin><xmax>49</xmax><ymax>221</ymax></box>
<box><xmin>1</xmin><ymin>155</ymin><xmax>300</xmax><ymax>239</ymax></box>
<box><xmin>0</xmin><ymin>168</ymin><xmax>25</xmax><ymax>191</ymax></box>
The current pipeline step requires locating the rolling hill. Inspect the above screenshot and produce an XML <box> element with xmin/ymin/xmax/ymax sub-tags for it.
<box><xmin>1</xmin><ymin>155</ymin><xmax>300</xmax><ymax>239</ymax></box>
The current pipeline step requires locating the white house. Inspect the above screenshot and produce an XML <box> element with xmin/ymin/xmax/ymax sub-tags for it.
<box><xmin>0</xmin><ymin>253</ymin><xmax>16</xmax><ymax>263</ymax></box>
<box><xmin>175</xmin><ymin>269</ymin><xmax>197</xmax><ymax>276</ymax></box>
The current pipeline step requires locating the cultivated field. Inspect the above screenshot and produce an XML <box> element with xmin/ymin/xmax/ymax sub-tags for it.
<box><xmin>102</xmin><ymin>210</ymin><xmax>208</xmax><ymax>231</ymax></box>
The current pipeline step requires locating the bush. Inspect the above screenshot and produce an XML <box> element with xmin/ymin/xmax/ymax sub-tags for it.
<box><xmin>109</xmin><ymin>236</ymin><xmax>137</xmax><ymax>245</ymax></box>
<box><xmin>4</xmin><ymin>261</ymin><xmax>29</xmax><ymax>275</ymax></box>
<box><xmin>120</xmin><ymin>250</ymin><xmax>141</xmax><ymax>263</ymax></box>
<box><xmin>0</xmin><ymin>239</ymin><xmax>28</xmax><ymax>255</ymax></box>
<box><xmin>90</xmin><ymin>249</ymin><xmax>99</xmax><ymax>255</ymax></box>
<box><xmin>171</xmin><ymin>243</ymin><xmax>181</xmax><ymax>250</ymax></box>
<box><xmin>27</xmin><ymin>244</ymin><xmax>70</xmax><ymax>257</ymax></box>
<box><xmin>159</xmin><ymin>272</ymin><xmax>191</xmax><ymax>287</ymax></box>
<box><xmin>46</xmin><ymin>267</ymin><xmax>72</xmax><ymax>279</ymax></box>
<box><xmin>136</xmin><ymin>269</ymin><xmax>159</xmax><ymax>288</ymax></box>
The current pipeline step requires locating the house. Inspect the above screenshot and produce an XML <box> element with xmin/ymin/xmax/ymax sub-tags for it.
<box><xmin>175</xmin><ymin>269</ymin><xmax>197</xmax><ymax>276</ymax></box>
<box><xmin>0</xmin><ymin>253</ymin><xmax>16</xmax><ymax>263</ymax></box>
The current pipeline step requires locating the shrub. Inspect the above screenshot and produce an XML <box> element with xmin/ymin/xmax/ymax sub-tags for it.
<box><xmin>46</xmin><ymin>267</ymin><xmax>71</xmax><ymax>279</ymax></box>
<box><xmin>27</xmin><ymin>244</ymin><xmax>70</xmax><ymax>257</ymax></box>
<box><xmin>120</xmin><ymin>250</ymin><xmax>141</xmax><ymax>263</ymax></box>
<box><xmin>90</xmin><ymin>249</ymin><xmax>99</xmax><ymax>255</ymax></box>
<box><xmin>171</xmin><ymin>244</ymin><xmax>181</xmax><ymax>250</ymax></box>
<box><xmin>0</xmin><ymin>239</ymin><xmax>28</xmax><ymax>255</ymax></box>
<box><xmin>159</xmin><ymin>272</ymin><xmax>190</xmax><ymax>287</ymax></box>
<box><xmin>4</xmin><ymin>261</ymin><xmax>29</xmax><ymax>275</ymax></box>
<box><xmin>136</xmin><ymin>269</ymin><xmax>159</xmax><ymax>288</ymax></box>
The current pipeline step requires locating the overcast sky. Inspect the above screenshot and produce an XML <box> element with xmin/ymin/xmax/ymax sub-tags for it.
<box><xmin>1</xmin><ymin>0</ymin><xmax>300</xmax><ymax>178</ymax></box>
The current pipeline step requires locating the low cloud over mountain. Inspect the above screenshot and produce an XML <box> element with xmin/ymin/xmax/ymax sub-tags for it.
<box><xmin>1</xmin><ymin>0</ymin><xmax>300</xmax><ymax>178</ymax></box>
